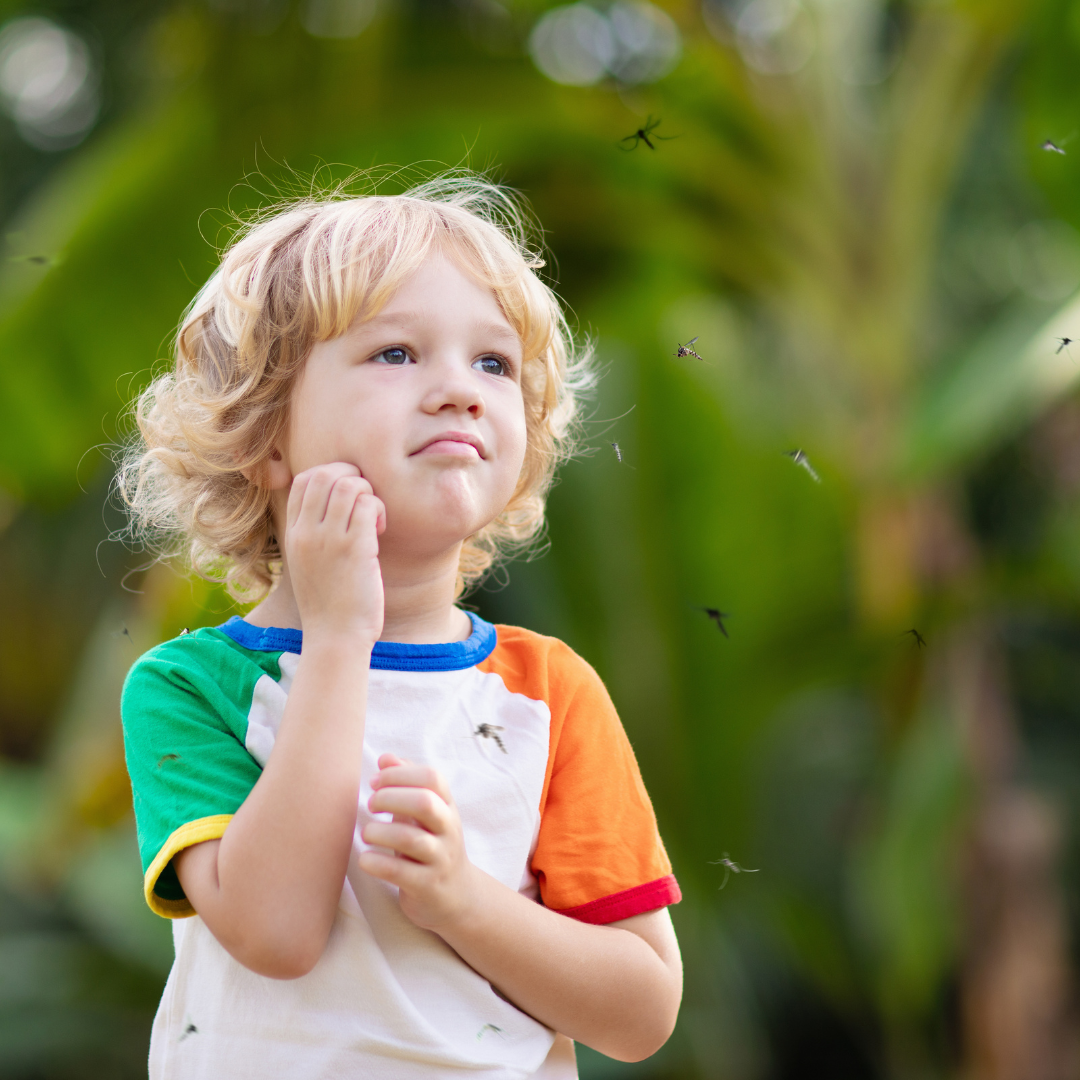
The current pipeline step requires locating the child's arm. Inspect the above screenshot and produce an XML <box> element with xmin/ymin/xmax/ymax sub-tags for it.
<box><xmin>174</xmin><ymin>463</ymin><xmax>385</xmax><ymax>979</ymax></box>
<box><xmin>360</xmin><ymin>756</ymin><xmax>683</xmax><ymax>1062</ymax></box>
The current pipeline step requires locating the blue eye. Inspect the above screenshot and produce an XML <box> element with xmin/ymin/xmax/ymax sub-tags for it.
<box><xmin>474</xmin><ymin>355</ymin><xmax>507</xmax><ymax>376</ymax></box>
<box><xmin>375</xmin><ymin>347</ymin><xmax>412</xmax><ymax>365</ymax></box>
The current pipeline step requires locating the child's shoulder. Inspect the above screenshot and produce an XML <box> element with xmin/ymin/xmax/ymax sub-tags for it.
<box><xmin>487</xmin><ymin>622</ymin><xmax>590</xmax><ymax>667</ymax></box>
<box><xmin>483</xmin><ymin>623</ymin><xmax>608</xmax><ymax>703</ymax></box>
<box><xmin>122</xmin><ymin>623</ymin><xmax>284</xmax><ymax>718</ymax></box>
<box><xmin>127</xmin><ymin>623</ymin><xmax>271</xmax><ymax>673</ymax></box>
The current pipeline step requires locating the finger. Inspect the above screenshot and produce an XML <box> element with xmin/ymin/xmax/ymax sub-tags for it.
<box><xmin>322</xmin><ymin>461</ymin><xmax>362</xmax><ymax>479</ymax></box>
<box><xmin>369</xmin><ymin>785</ymin><xmax>448</xmax><ymax>824</ymax></box>
<box><xmin>295</xmin><ymin>463</ymin><xmax>362</xmax><ymax>526</ymax></box>
<box><xmin>324</xmin><ymin>476</ymin><xmax>371</xmax><ymax>530</ymax></box>
<box><xmin>361</xmin><ymin>821</ymin><xmax>439</xmax><ymax>863</ymax></box>
<box><xmin>357</xmin><ymin>848</ymin><xmax>429</xmax><ymax>890</ymax></box>
<box><xmin>368</xmin><ymin>787</ymin><xmax>450</xmax><ymax>833</ymax></box>
<box><xmin>286</xmin><ymin>471</ymin><xmax>311</xmax><ymax>531</ymax></box>
<box><xmin>378</xmin><ymin>756</ymin><xmax>414</xmax><ymax>820</ymax></box>
<box><xmin>371</xmin><ymin>764</ymin><xmax>452</xmax><ymax>803</ymax></box>
<box><xmin>292</xmin><ymin>467</ymin><xmax>337</xmax><ymax>528</ymax></box>
<box><xmin>348</xmin><ymin>492</ymin><xmax>386</xmax><ymax>537</ymax></box>
<box><xmin>313</xmin><ymin>464</ymin><xmax>365</xmax><ymax>524</ymax></box>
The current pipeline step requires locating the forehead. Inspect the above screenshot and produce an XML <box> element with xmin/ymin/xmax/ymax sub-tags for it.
<box><xmin>357</xmin><ymin>254</ymin><xmax>521</xmax><ymax>346</ymax></box>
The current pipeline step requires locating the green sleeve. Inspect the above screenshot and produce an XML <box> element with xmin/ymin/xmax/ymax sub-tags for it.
<box><xmin>121</xmin><ymin>630</ymin><xmax>271</xmax><ymax>918</ymax></box>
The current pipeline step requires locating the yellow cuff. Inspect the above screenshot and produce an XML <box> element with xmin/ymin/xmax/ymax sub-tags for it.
<box><xmin>144</xmin><ymin>815</ymin><xmax>233</xmax><ymax>918</ymax></box>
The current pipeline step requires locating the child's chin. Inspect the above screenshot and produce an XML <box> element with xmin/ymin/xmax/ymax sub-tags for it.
<box><xmin>392</xmin><ymin>473</ymin><xmax>512</xmax><ymax>538</ymax></box>
<box><xmin>392</xmin><ymin>499</ymin><xmax>490</xmax><ymax>547</ymax></box>
<box><xmin>426</xmin><ymin>476</ymin><xmax>501</xmax><ymax>515</ymax></box>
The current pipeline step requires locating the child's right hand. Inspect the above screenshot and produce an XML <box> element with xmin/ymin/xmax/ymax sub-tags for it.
<box><xmin>284</xmin><ymin>462</ymin><xmax>386</xmax><ymax>646</ymax></box>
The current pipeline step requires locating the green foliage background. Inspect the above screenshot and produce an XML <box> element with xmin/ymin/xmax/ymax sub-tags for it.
<box><xmin>2</xmin><ymin>0</ymin><xmax>1080</xmax><ymax>1076</ymax></box>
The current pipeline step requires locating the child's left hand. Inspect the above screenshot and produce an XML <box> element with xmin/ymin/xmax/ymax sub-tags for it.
<box><xmin>358</xmin><ymin>753</ymin><xmax>480</xmax><ymax>932</ymax></box>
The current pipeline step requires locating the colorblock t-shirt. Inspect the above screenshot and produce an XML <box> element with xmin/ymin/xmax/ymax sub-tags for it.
<box><xmin>121</xmin><ymin>613</ymin><xmax>680</xmax><ymax>1080</ymax></box>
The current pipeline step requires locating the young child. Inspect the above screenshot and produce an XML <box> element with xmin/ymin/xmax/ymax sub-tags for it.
<box><xmin>120</xmin><ymin>175</ymin><xmax>682</xmax><ymax>1079</ymax></box>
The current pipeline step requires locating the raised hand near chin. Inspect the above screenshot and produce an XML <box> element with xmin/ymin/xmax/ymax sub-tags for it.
<box><xmin>285</xmin><ymin>462</ymin><xmax>386</xmax><ymax>647</ymax></box>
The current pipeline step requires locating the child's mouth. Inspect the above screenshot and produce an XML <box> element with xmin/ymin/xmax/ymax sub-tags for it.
<box><xmin>414</xmin><ymin>434</ymin><xmax>484</xmax><ymax>459</ymax></box>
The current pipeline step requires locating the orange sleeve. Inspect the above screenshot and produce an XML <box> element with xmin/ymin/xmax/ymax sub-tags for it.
<box><xmin>478</xmin><ymin>626</ymin><xmax>680</xmax><ymax>924</ymax></box>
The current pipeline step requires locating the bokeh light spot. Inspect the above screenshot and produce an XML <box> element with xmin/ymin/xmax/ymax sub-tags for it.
<box><xmin>0</xmin><ymin>17</ymin><xmax>99</xmax><ymax>151</ymax></box>
<box><xmin>529</xmin><ymin>2</ymin><xmax>680</xmax><ymax>87</ymax></box>
<box><xmin>735</xmin><ymin>0</ymin><xmax>815</xmax><ymax>76</ymax></box>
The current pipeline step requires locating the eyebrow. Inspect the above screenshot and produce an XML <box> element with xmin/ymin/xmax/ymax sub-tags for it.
<box><xmin>360</xmin><ymin>312</ymin><xmax>521</xmax><ymax>346</ymax></box>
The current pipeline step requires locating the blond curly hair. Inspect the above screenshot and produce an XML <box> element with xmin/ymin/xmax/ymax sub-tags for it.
<box><xmin>118</xmin><ymin>174</ymin><xmax>592</xmax><ymax>601</ymax></box>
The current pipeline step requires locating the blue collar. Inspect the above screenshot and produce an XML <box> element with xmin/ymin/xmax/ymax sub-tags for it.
<box><xmin>218</xmin><ymin>611</ymin><xmax>497</xmax><ymax>672</ymax></box>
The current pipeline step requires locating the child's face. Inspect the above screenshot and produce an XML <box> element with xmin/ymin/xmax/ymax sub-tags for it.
<box><xmin>274</xmin><ymin>252</ymin><xmax>528</xmax><ymax>562</ymax></box>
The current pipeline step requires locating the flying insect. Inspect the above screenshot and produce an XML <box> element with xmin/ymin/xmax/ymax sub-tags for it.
<box><xmin>675</xmin><ymin>336</ymin><xmax>704</xmax><ymax>360</ymax></box>
<box><xmin>620</xmin><ymin>115</ymin><xmax>675</xmax><ymax>151</ymax></box>
<box><xmin>708</xmin><ymin>852</ymin><xmax>759</xmax><ymax>890</ymax></box>
<box><xmin>697</xmin><ymin>607</ymin><xmax>730</xmax><ymax>637</ymax></box>
<box><xmin>785</xmin><ymin>449</ymin><xmax>821</xmax><ymax>483</ymax></box>
<box><xmin>474</xmin><ymin>723</ymin><xmax>507</xmax><ymax>754</ymax></box>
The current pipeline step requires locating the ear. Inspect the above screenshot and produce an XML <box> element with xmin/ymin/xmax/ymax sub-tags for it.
<box><xmin>240</xmin><ymin>448</ymin><xmax>293</xmax><ymax>491</ymax></box>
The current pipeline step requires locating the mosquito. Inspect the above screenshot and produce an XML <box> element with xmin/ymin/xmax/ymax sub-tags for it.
<box><xmin>675</xmin><ymin>336</ymin><xmax>704</xmax><ymax>360</ymax></box>
<box><xmin>904</xmin><ymin>628</ymin><xmax>927</xmax><ymax>649</ymax></box>
<box><xmin>611</xmin><ymin>441</ymin><xmax>624</xmax><ymax>463</ymax></box>
<box><xmin>1042</xmin><ymin>140</ymin><xmax>1068</xmax><ymax>155</ymax></box>
<box><xmin>1056</xmin><ymin>336</ymin><xmax>1073</xmax><ymax>355</ymax></box>
<box><xmin>785</xmin><ymin>449</ymin><xmax>821</xmax><ymax>483</ymax></box>
<box><xmin>697</xmin><ymin>607</ymin><xmax>730</xmax><ymax>638</ymax></box>
<box><xmin>708</xmin><ymin>852</ymin><xmax>759</xmax><ymax>890</ymax></box>
<box><xmin>620</xmin><ymin>115</ymin><xmax>676</xmax><ymax>151</ymax></box>
<box><xmin>156</xmin><ymin>753</ymin><xmax>181</xmax><ymax>768</ymax></box>
<box><xmin>180</xmin><ymin>627</ymin><xmax>191</xmax><ymax>636</ymax></box>
<box><xmin>474</xmin><ymin>723</ymin><xmax>507</xmax><ymax>754</ymax></box>
<box><xmin>477</xmin><ymin>1024</ymin><xmax>504</xmax><ymax>1040</ymax></box>
<box><xmin>179</xmin><ymin>1023</ymin><xmax>198</xmax><ymax>1041</ymax></box>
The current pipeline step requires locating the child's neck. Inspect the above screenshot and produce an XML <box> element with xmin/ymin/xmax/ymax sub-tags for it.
<box><xmin>245</xmin><ymin>548</ymin><xmax>472</xmax><ymax>645</ymax></box>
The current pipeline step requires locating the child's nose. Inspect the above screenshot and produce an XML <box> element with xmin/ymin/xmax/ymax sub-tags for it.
<box><xmin>421</xmin><ymin>366</ymin><xmax>484</xmax><ymax>417</ymax></box>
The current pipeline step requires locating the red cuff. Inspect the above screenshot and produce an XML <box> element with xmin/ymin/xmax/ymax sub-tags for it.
<box><xmin>552</xmin><ymin>875</ymin><xmax>682</xmax><ymax>925</ymax></box>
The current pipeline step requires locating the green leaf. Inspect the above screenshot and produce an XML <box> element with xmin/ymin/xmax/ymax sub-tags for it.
<box><xmin>901</xmin><ymin>290</ymin><xmax>1080</xmax><ymax>479</ymax></box>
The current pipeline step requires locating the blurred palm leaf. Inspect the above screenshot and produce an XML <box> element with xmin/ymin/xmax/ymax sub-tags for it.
<box><xmin>903</xmin><ymin>290</ymin><xmax>1080</xmax><ymax>478</ymax></box>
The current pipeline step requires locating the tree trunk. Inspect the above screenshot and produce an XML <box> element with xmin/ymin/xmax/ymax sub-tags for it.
<box><xmin>949</xmin><ymin>625</ymin><xmax>1079</xmax><ymax>1080</ymax></box>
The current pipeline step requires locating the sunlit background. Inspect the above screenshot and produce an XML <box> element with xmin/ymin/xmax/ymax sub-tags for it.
<box><xmin>2</xmin><ymin>0</ymin><xmax>1080</xmax><ymax>1077</ymax></box>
